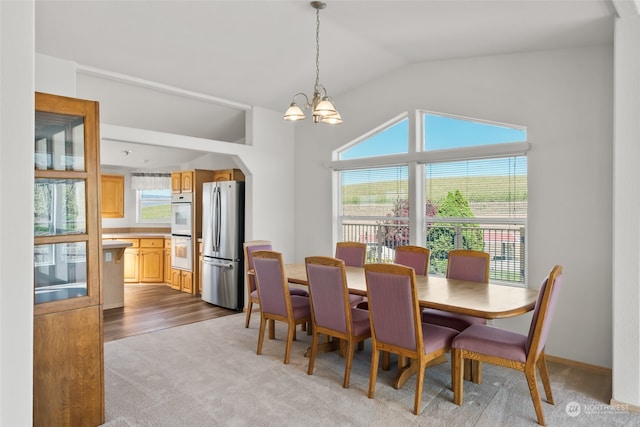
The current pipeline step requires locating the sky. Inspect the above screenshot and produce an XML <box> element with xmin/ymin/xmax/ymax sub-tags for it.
<box><xmin>339</xmin><ymin>114</ymin><xmax>526</xmax><ymax>160</ymax></box>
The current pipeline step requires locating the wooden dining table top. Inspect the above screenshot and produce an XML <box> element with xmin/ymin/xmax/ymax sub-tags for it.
<box><xmin>285</xmin><ymin>263</ymin><xmax>539</xmax><ymax>319</ymax></box>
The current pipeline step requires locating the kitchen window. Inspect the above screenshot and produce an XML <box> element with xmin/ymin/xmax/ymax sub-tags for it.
<box><xmin>137</xmin><ymin>189</ymin><xmax>171</xmax><ymax>223</ymax></box>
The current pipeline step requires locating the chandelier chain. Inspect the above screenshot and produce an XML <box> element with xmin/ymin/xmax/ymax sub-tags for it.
<box><xmin>315</xmin><ymin>6</ymin><xmax>321</xmax><ymax>94</ymax></box>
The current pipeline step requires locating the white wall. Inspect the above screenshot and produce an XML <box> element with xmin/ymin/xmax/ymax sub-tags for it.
<box><xmin>95</xmin><ymin>116</ymin><xmax>297</xmax><ymax>261</ymax></box>
<box><xmin>0</xmin><ymin>1</ymin><xmax>34</xmax><ymax>425</ymax></box>
<box><xmin>612</xmin><ymin>5</ymin><xmax>640</xmax><ymax>407</ymax></box>
<box><xmin>294</xmin><ymin>45</ymin><xmax>614</xmax><ymax>368</ymax></box>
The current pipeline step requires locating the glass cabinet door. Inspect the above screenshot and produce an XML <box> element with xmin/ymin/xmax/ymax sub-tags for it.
<box><xmin>34</xmin><ymin>93</ymin><xmax>100</xmax><ymax>312</ymax></box>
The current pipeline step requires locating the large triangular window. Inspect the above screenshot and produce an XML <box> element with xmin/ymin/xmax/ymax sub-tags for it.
<box><xmin>333</xmin><ymin>111</ymin><xmax>529</xmax><ymax>285</ymax></box>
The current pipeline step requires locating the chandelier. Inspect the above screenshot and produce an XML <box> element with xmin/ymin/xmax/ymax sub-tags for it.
<box><xmin>283</xmin><ymin>1</ymin><xmax>342</xmax><ymax>125</ymax></box>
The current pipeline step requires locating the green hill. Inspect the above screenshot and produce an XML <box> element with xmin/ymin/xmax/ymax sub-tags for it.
<box><xmin>342</xmin><ymin>176</ymin><xmax>526</xmax><ymax>205</ymax></box>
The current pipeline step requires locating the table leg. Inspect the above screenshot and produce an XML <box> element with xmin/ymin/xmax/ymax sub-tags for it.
<box><xmin>393</xmin><ymin>354</ymin><xmax>449</xmax><ymax>389</ymax></box>
<box><xmin>304</xmin><ymin>335</ymin><xmax>340</xmax><ymax>357</ymax></box>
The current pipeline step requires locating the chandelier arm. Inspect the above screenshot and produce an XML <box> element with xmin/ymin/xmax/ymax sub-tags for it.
<box><xmin>291</xmin><ymin>92</ymin><xmax>311</xmax><ymax>109</ymax></box>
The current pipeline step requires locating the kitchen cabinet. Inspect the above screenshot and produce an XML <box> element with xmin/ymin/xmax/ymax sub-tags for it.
<box><xmin>172</xmin><ymin>268</ymin><xmax>193</xmax><ymax>293</ymax></box>
<box><xmin>164</xmin><ymin>238</ymin><xmax>172</xmax><ymax>285</ymax></box>
<box><xmin>118</xmin><ymin>238</ymin><xmax>166</xmax><ymax>283</ymax></box>
<box><xmin>33</xmin><ymin>92</ymin><xmax>104</xmax><ymax>425</ymax></box>
<box><xmin>171</xmin><ymin>170</ymin><xmax>194</xmax><ymax>193</ymax></box>
<box><xmin>140</xmin><ymin>239</ymin><xmax>164</xmax><ymax>283</ymax></box>
<box><xmin>101</xmin><ymin>174</ymin><xmax>124</xmax><ymax>218</ymax></box>
<box><xmin>212</xmin><ymin>168</ymin><xmax>245</xmax><ymax>182</ymax></box>
<box><xmin>119</xmin><ymin>238</ymin><xmax>140</xmax><ymax>283</ymax></box>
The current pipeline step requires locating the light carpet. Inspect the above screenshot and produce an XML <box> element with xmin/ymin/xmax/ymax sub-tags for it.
<box><xmin>102</xmin><ymin>313</ymin><xmax>638</xmax><ymax>426</ymax></box>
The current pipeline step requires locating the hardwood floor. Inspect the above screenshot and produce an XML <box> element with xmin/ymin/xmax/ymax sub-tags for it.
<box><xmin>103</xmin><ymin>283</ymin><xmax>238</xmax><ymax>342</ymax></box>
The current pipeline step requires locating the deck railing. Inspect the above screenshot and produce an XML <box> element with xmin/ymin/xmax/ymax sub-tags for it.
<box><xmin>340</xmin><ymin>217</ymin><xmax>526</xmax><ymax>285</ymax></box>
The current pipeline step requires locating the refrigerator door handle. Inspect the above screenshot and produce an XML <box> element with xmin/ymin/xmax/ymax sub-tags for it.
<box><xmin>213</xmin><ymin>185</ymin><xmax>222</xmax><ymax>251</ymax></box>
<box><xmin>203</xmin><ymin>259</ymin><xmax>234</xmax><ymax>269</ymax></box>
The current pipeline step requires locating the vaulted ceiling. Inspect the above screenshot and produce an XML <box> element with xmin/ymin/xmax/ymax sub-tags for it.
<box><xmin>35</xmin><ymin>0</ymin><xmax>616</xmax><ymax>169</ymax></box>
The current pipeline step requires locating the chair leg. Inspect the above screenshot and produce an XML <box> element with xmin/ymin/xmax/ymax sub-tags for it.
<box><xmin>268</xmin><ymin>319</ymin><xmax>275</xmax><ymax>339</ymax></box>
<box><xmin>357</xmin><ymin>340</ymin><xmax>364</xmax><ymax>351</ymax></box>
<box><xmin>368</xmin><ymin>348</ymin><xmax>380</xmax><ymax>398</ymax></box>
<box><xmin>343</xmin><ymin>339</ymin><xmax>355</xmax><ymax>388</ymax></box>
<box><xmin>257</xmin><ymin>316</ymin><xmax>266</xmax><ymax>355</ymax></box>
<box><xmin>452</xmin><ymin>349</ymin><xmax>464</xmax><ymax>405</ymax></box>
<box><xmin>382</xmin><ymin>351</ymin><xmax>390</xmax><ymax>370</ymax></box>
<box><xmin>284</xmin><ymin>322</ymin><xmax>296</xmax><ymax>364</ymax></box>
<box><xmin>308</xmin><ymin>330</ymin><xmax>319</xmax><ymax>375</ymax></box>
<box><xmin>524</xmin><ymin>363</ymin><xmax>546</xmax><ymax>426</ymax></box>
<box><xmin>244</xmin><ymin>299</ymin><xmax>253</xmax><ymax>328</ymax></box>
<box><xmin>463</xmin><ymin>359</ymin><xmax>472</xmax><ymax>381</ymax></box>
<box><xmin>472</xmin><ymin>360</ymin><xmax>482</xmax><ymax>384</ymax></box>
<box><xmin>413</xmin><ymin>359</ymin><xmax>426</xmax><ymax>415</ymax></box>
<box><xmin>537</xmin><ymin>353</ymin><xmax>554</xmax><ymax>404</ymax></box>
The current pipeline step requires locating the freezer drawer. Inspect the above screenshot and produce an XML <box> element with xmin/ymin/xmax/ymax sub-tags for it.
<box><xmin>201</xmin><ymin>258</ymin><xmax>242</xmax><ymax>310</ymax></box>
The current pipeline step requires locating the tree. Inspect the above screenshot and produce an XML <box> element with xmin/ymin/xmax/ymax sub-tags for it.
<box><xmin>427</xmin><ymin>190</ymin><xmax>483</xmax><ymax>274</ymax></box>
<box><xmin>380</xmin><ymin>198</ymin><xmax>438</xmax><ymax>249</ymax></box>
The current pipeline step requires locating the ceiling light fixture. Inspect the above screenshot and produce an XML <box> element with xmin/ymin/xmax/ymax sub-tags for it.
<box><xmin>283</xmin><ymin>1</ymin><xmax>342</xmax><ymax>125</ymax></box>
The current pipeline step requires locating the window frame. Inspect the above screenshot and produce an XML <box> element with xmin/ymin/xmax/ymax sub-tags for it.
<box><xmin>332</xmin><ymin>110</ymin><xmax>530</xmax><ymax>285</ymax></box>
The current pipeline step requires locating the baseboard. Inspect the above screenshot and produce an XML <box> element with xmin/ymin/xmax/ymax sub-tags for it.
<box><xmin>610</xmin><ymin>399</ymin><xmax>640</xmax><ymax>413</ymax></box>
<box><xmin>545</xmin><ymin>354</ymin><xmax>611</xmax><ymax>374</ymax></box>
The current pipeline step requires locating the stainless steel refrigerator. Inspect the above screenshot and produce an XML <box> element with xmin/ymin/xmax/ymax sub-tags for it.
<box><xmin>201</xmin><ymin>180</ymin><xmax>245</xmax><ymax>310</ymax></box>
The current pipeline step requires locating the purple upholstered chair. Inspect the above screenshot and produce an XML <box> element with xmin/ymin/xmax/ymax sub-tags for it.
<box><xmin>364</xmin><ymin>263</ymin><xmax>459</xmax><ymax>415</ymax></box>
<box><xmin>335</xmin><ymin>241</ymin><xmax>367</xmax><ymax>267</ymax></box>
<box><xmin>452</xmin><ymin>265</ymin><xmax>563</xmax><ymax>426</ymax></box>
<box><xmin>422</xmin><ymin>249</ymin><xmax>490</xmax><ymax>330</ymax></box>
<box><xmin>305</xmin><ymin>256</ymin><xmax>371</xmax><ymax>388</ymax></box>
<box><xmin>335</xmin><ymin>241</ymin><xmax>368</xmax><ymax>307</ymax></box>
<box><xmin>253</xmin><ymin>250</ymin><xmax>311</xmax><ymax>364</ymax></box>
<box><xmin>422</xmin><ymin>249</ymin><xmax>490</xmax><ymax>380</ymax></box>
<box><xmin>243</xmin><ymin>240</ymin><xmax>308</xmax><ymax>328</ymax></box>
<box><xmin>394</xmin><ymin>245</ymin><xmax>430</xmax><ymax>275</ymax></box>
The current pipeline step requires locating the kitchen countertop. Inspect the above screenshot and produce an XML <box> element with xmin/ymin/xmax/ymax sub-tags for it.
<box><xmin>102</xmin><ymin>240</ymin><xmax>134</xmax><ymax>249</ymax></box>
<box><xmin>102</xmin><ymin>233</ymin><xmax>171</xmax><ymax>239</ymax></box>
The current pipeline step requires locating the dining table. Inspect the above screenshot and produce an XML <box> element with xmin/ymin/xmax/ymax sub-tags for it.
<box><xmin>285</xmin><ymin>263</ymin><xmax>538</xmax><ymax>319</ymax></box>
<box><xmin>284</xmin><ymin>262</ymin><xmax>539</xmax><ymax>388</ymax></box>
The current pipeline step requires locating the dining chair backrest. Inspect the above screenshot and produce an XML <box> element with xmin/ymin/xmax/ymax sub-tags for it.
<box><xmin>305</xmin><ymin>256</ymin><xmax>350</xmax><ymax>333</ymax></box>
<box><xmin>446</xmin><ymin>249</ymin><xmax>490</xmax><ymax>283</ymax></box>
<box><xmin>244</xmin><ymin>240</ymin><xmax>273</xmax><ymax>293</ymax></box>
<box><xmin>525</xmin><ymin>265</ymin><xmax>563</xmax><ymax>359</ymax></box>
<box><xmin>335</xmin><ymin>241</ymin><xmax>367</xmax><ymax>267</ymax></box>
<box><xmin>365</xmin><ymin>263</ymin><xmax>421</xmax><ymax>352</ymax></box>
<box><xmin>252</xmin><ymin>250</ymin><xmax>288</xmax><ymax>317</ymax></box>
<box><xmin>394</xmin><ymin>245</ymin><xmax>431</xmax><ymax>276</ymax></box>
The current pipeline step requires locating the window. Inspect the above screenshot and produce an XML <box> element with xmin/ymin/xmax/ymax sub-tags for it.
<box><xmin>334</xmin><ymin>111</ymin><xmax>529</xmax><ymax>284</ymax></box>
<box><xmin>339</xmin><ymin>117</ymin><xmax>408</xmax><ymax>160</ymax></box>
<box><xmin>340</xmin><ymin>166</ymin><xmax>408</xmax><ymax>262</ymax></box>
<box><xmin>425</xmin><ymin>157</ymin><xmax>527</xmax><ymax>281</ymax></box>
<box><xmin>137</xmin><ymin>189</ymin><xmax>171</xmax><ymax>223</ymax></box>
<box><xmin>424</xmin><ymin>114</ymin><xmax>526</xmax><ymax>150</ymax></box>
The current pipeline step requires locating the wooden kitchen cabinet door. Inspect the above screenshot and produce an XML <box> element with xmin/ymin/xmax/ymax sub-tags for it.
<box><xmin>101</xmin><ymin>174</ymin><xmax>124</xmax><ymax>218</ymax></box>
<box><xmin>140</xmin><ymin>248</ymin><xmax>164</xmax><ymax>283</ymax></box>
<box><xmin>171</xmin><ymin>171</ymin><xmax>195</xmax><ymax>193</ymax></box>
